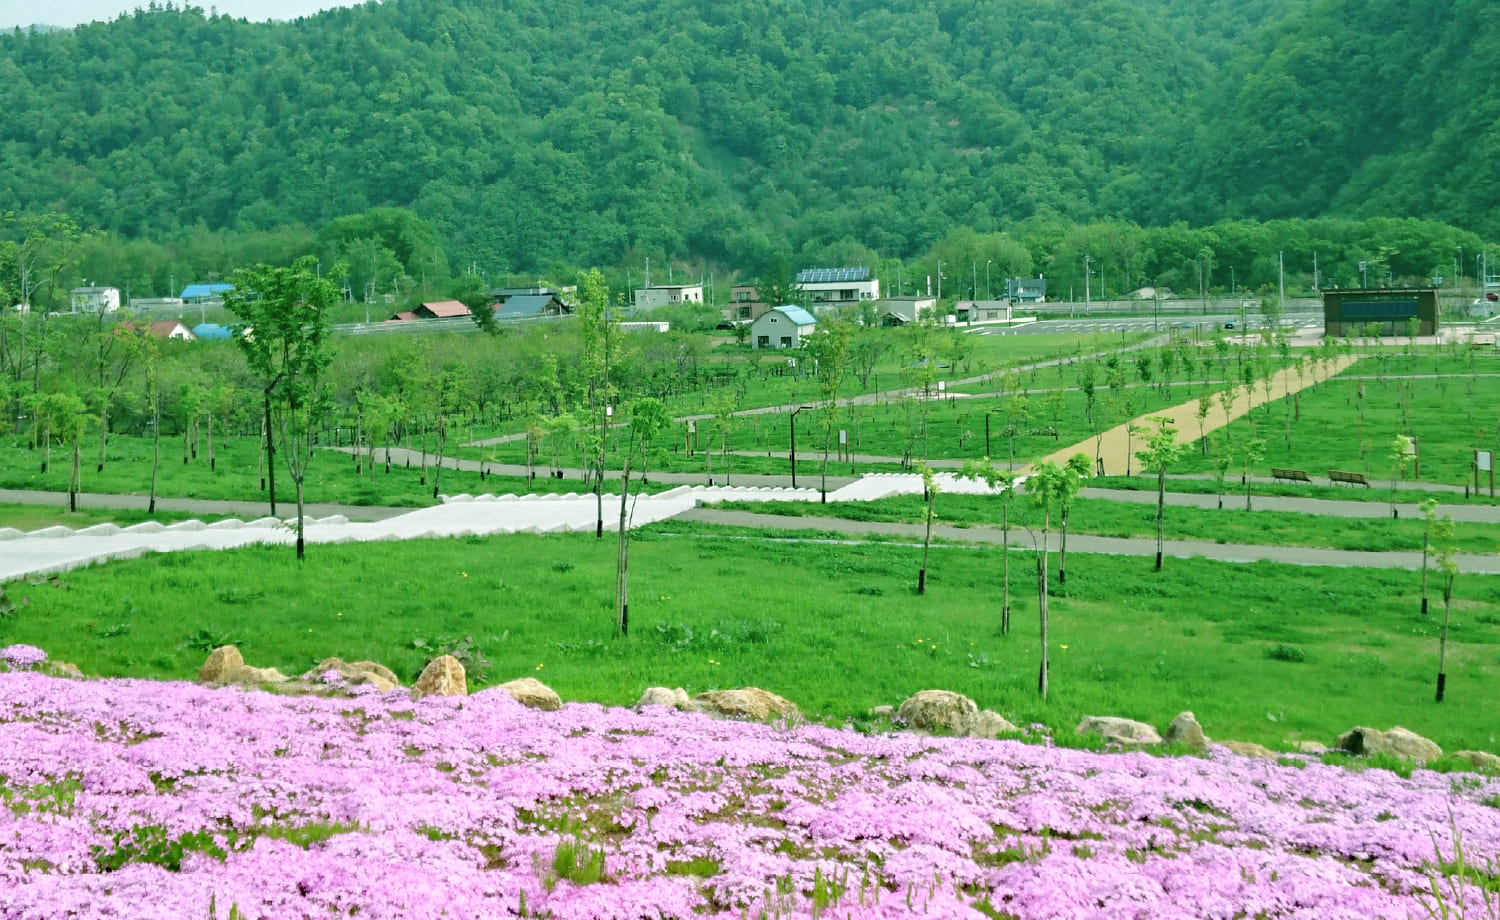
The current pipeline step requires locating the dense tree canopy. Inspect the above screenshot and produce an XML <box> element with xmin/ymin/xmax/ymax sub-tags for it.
<box><xmin>0</xmin><ymin>0</ymin><xmax>1495</xmax><ymax>277</ymax></box>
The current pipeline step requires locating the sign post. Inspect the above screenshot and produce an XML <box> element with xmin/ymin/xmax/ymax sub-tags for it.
<box><xmin>1478</xmin><ymin>449</ymin><xmax>1493</xmax><ymax>497</ymax></box>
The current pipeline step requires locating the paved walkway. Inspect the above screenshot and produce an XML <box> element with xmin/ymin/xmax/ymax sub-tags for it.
<box><xmin>672</xmin><ymin>508</ymin><xmax>1500</xmax><ymax>575</ymax></box>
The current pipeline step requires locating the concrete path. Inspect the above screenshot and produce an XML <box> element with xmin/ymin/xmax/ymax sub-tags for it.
<box><xmin>0</xmin><ymin>489</ymin><xmax>409</xmax><ymax>522</ymax></box>
<box><xmin>672</xmin><ymin>508</ymin><xmax>1500</xmax><ymax>575</ymax></box>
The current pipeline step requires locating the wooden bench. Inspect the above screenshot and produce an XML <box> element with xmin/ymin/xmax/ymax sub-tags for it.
<box><xmin>1328</xmin><ymin>469</ymin><xmax>1371</xmax><ymax>487</ymax></box>
<box><xmin>1271</xmin><ymin>467</ymin><xmax>1312</xmax><ymax>483</ymax></box>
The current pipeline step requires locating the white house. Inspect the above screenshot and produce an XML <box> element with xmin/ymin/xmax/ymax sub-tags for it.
<box><xmin>634</xmin><ymin>283</ymin><xmax>705</xmax><ymax>310</ymax></box>
<box><xmin>797</xmin><ymin>268</ymin><xmax>879</xmax><ymax>311</ymax></box>
<box><xmin>751</xmin><ymin>305</ymin><xmax>818</xmax><ymax>349</ymax></box>
<box><xmin>954</xmin><ymin>300</ymin><xmax>1013</xmax><ymax>323</ymax></box>
<box><xmin>876</xmin><ymin>296</ymin><xmax>938</xmax><ymax>326</ymax></box>
<box><xmin>70</xmin><ymin>286</ymin><xmax>121</xmax><ymax>313</ymax></box>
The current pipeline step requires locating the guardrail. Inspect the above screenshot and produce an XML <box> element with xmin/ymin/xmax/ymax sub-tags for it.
<box><xmin>331</xmin><ymin>314</ymin><xmax>575</xmax><ymax>336</ymax></box>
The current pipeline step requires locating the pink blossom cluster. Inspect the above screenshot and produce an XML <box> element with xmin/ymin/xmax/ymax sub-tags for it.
<box><xmin>0</xmin><ymin>645</ymin><xmax>46</xmax><ymax>670</ymax></box>
<box><xmin>0</xmin><ymin>667</ymin><xmax>1496</xmax><ymax>919</ymax></box>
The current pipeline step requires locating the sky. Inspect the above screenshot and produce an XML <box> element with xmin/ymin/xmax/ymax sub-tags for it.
<box><xmin>0</xmin><ymin>0</ymin><xmax>358</xmax><ymax>29</ymax></box>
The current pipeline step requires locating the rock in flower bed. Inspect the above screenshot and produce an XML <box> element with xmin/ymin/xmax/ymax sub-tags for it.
<box><xmin>0</xmin><ymin>668</ymin><xmax>1497</xmax><ymax>919</ymax></box>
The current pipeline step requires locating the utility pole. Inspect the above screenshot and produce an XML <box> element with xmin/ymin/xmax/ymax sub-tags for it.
<box><xmin>1313</xmin><ymin>251</ymin><xmax>1319</xmax><ymax>291</ymax></box>
<box><xmin>1084</xmin><ymin>254</ymin><xmax>1092</xmax><ymax>311</ymax></box>
<box><xmin>1278</xmin><ymin>251</ymin><xmax>1285</xmax><ymax>313</ymax></box>
<box><xmin>936</xmin><ymin>260</ymin><xmax>943</xmax><ymax>299</ymax></box>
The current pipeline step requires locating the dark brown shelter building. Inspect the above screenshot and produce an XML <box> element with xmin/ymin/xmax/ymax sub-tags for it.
<box><xmin>1322</xmin><ymin>288</ymin><xmax>1439</xmax><ymax>336</ymax></box>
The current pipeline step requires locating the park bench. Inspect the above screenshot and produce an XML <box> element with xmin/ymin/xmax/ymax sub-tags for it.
<box><xmin>1271</xmin><ymin>467</ymin><xmax>1312</xmax><ymax>483</ymax></box>
<box><xmin>1328</xmin><ymin>469</ymin><xmax>1371</xmax><ymax>487</ymax></box>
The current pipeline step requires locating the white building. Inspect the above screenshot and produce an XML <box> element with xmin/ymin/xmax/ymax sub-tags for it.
<box><xmin>954</xmin><ymin>300</ymin><xmax>1013</xmax><ymax>323</ymax></box>
<box><xmin>751</xmin><ymin>305</ymin><xmax>818</xmax><ymax>349</ymax></box>
<box><xmin>796</xmin><ymin>268</ymin><xmax>879</xmax><ymax>311</ymax></box>
<box><xmin>634</xmin><ymin>283</ymin><xmax>705</xmax><ymax>310</ymax></box>
<box><xmin>70</xmin><ymin>286</ymin><xmax>121</xmax><ymax>313</ymax></box>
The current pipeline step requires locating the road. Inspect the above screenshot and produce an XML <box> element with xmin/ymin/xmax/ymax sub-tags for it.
<box><xmin>968</xmin><ymin>311</ymin><xmax>1325</xmax><ymax>336</ymax></box>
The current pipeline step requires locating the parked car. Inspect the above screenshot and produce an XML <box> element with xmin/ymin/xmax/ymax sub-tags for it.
<box><xmin>1487</xmin><ymin>291</ymin><xmax>1498</xmax><ymax>301</ymax></box>
<box><xmin>1223</xmin><ymin>321</ymin><xmax>1235</xmax><ymax>329</ymax></box>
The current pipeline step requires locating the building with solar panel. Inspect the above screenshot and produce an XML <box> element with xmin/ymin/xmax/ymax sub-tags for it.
<box><xmin>795</xmin><ymin>267</ymin><xmax>880</xmax><ymax>312</ymax></box>
<box><xmin>1322</xmin><ymin>288</ymin><xmax>1439</xmax><ymax>337</ymax></box>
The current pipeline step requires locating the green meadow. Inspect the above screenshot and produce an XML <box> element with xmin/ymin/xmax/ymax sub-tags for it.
<box><xmin>4</xmin><ymin>528</ymin><xmax>1498</xmax><ymax>755</ymax></box>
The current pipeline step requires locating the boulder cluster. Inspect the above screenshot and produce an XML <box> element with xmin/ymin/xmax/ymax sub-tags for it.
<box><xmin>183</xmin><ymin>652</ymin><xmax>1493</xmax><ymax>769</ymax></box>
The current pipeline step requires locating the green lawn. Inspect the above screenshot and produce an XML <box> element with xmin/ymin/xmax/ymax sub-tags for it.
<box><xmin>1178</xmin><ymin>352</ymin><xmax>1500</xmax><ymax>486</ymax></box>
<box><xmin>5</xmin><ymin>529</ymin><xmax>1498</xmax><ymax>754</ymax></box>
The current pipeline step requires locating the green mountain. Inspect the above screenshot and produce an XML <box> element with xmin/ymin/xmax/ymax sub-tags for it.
<box><xmin>0</xmin><ymin>0</ymin><xmax>1491</xmax><ymax>272</ymax></box>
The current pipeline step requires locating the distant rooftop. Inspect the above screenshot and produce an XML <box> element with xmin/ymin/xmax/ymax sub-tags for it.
<box><xmin>797</xmin><ymin>267</ymin><xmax>871</xmax><ymax>284</ymax></box>
<box><xmin>180</xmin><ymin>283</ymin><xmax>233</xmax><ymax>300</ymax></box>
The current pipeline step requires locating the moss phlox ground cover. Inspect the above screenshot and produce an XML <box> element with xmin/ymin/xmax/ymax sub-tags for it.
<box><xmin>2</xmin><ymin>650</ymin><xmax>1498</xmax><ymax>919</ymax></box>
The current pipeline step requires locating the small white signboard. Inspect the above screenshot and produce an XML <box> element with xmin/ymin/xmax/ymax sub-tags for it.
<box><xmin>838</xmin><ymin>429</ymin><xmax>848</xmax><ymax>445</ymax></box>
<box><xmin>938</xmin><ymin>380</ymin><xmax>946</xmax><ymax>393</ymax></box>
<box><xmin>1479</xmin><ymin>450</ymin><xmax>1492</xmax><ymax>473</ymax></box>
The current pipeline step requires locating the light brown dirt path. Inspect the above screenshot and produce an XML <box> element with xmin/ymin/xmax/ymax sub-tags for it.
<box><xmin>1031</xmin><ymin>355</ymin><xmax>1360</xmax><ymax>476</ymax></box>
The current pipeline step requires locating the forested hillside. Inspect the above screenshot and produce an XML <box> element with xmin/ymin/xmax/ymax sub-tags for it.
<box><xmin>0</xmin><ymin>0</ymin><xmax>1493</xmax><ymax>275</ymax></box>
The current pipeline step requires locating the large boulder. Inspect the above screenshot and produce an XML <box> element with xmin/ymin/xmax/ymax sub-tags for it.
<box><xmin>1164</xmin><ymin>712</ymin><xmax>1208</xmax><ymax>751</ymax></box>
<box><xmin>898</xmin><ymin>690</ymin><xmax>980</xmax><ymax>735</ymax></box>
<box><xmin>1076</xmin><ymin>716</ymin><xmax>1162</xmax><ymax>747</ymax></box>
<box><xmin>1336</xmin><ymin>726</ymin><xmax>1442</xmax><ymax>763</ymax></box>
<box><xmin>499</xmin><ymin>677</ymin><xmax>562</xmax><ymax>712</ymax></box>
<box><xmin>1219</xmin><ymin>740</ymin><xmax>1276</xmax><ymax>760</ymax></box>
<box><xmin>637</xmin><ymin>687</ymin><xmax>697</xmax><ymax>712</ymax></box>
<box><xmin>304</xmin><ymin>657</ymin><xmax>400</xmax><ymax>693</ymax></box>
<box><xmin>224</xmin><ymin>666</ymin><xmax>289</xmax><ymax>686</ymax></box>
<box><xmin>1452</xmin><ymin>751</ymin><xmax>1500</xmax><ymax>772</ymax></box>
<box><xmin>968</xmin><ymin>710</ymin><xmax>1020</xmax><ymax>740</ymax></box>
<box><xmin>198</xmin><ymin>646</ymin><xmax>244</xmax><ymax>683</ymax></box>
<box><xmin>412</xmin><ymin>655</ymin><xmax>467</xmax><ymax>698</ymax></box>
<box><xmin>693</xmin><ymin>688</ymin><xmax>799</xmax><ymax>722</ymax></box>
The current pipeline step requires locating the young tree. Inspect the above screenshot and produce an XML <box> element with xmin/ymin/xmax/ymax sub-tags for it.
<box><xmin>35</xmin><ymin>392</ymin><xmax>87</xmax><ymax>512</ymax></box>
<box><xmin>1135</xmin><ymin>416</ymin><xmax>1184</xmax><ymax>571</ymax></box>
<box><xmin>1418</xmin><ymin>498</ymin><xmax>1441</xmax><ymax>617</ymax></box>
<box><xmin>1004</xmin><ymin>393</ymin><xmax>1029</xmax><ymax>469</ymax></box>
<box><xmin>1195</xmin><ymin>392</ymin><xmax>1212</xmax><ymax>455</ymax></box>
<box><xmin>1242</xmin><ymin>436</ymin><xmax>1265</xmax><ymax>511</ymax></box>
<box><xmin>224</xmin><ymin>256</ymin><xmax>341</xmax><ymax>560</ymax></box>
<box><xmin>961</xmin><ymin>457</ymin><xmax>1019</xmax><ymax>634</ymax></box>
<box><xmin>577</xmin><ymin>268</ymin><xmax>617</xmax><ymax>538</ymax></box>
<box><xmin>807</xmin><ymin>321</ymin><xmax>852</xmax><ymax>500</ymax></box>
<box><xmin>1211</xmin><ymin>440</ymin><xmax>1232</xmax><ymax>510</ymax></box>
<box><xmin>1430</xmin><ymin>514</ymin><xmax>1458</xmax><ymax>702</ymax></box>
<box><xmin>1389</xmin><ymin>435</ymin><xmax>1413</xmax><ymax>519</ymax></box>
<box><xmin>917</xmin><ymin>463</ymin><xmax>939</xmax><ymax>595</ymax></box>
<box><xmin>1057</xmin><ymin>452</ymin><xmax>1092</xmax><ymax>585</ymax></box>
<box><xmin>1025</xmin><ymin>453</ymin><xmax>1091</xmax><ymax>701</ymax></box>
<box><xmin>615</xmin><ymin>398</ymin><xmax>668</xmax><ymax>636</ymax></box>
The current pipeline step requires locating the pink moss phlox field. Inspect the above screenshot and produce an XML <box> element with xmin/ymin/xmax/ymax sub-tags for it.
<box><xmin>0</xmin><ymin>669</ymin><xmax>1497</xmax><ymax>919</ymax></box>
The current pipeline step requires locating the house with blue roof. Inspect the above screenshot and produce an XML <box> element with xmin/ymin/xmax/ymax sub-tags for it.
<box><xmin>180</xmin><ymin>283</ymin><xmax>234</xmax><ymax>303</ymax></box>
<box><xmin>750</xmin><ymin>305</ymin><xmax>817</xmax><ymax>349</ymax></box>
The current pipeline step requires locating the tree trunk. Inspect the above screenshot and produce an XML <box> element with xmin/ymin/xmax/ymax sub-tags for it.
<box><xmin>432</xmin><ymin>419</ymin><xmax>445</xmax><ymax>499</ymax></box>
<box><xmin>69</xmin><ymin>436</ymin><xmax>80</xmax><ymax>512</ymax></box>
<box><xmin>295</xmin><ymin>475</ymin><xmax>306</xmax><ymax>560</ymax></box>
<box><xmin>264</xmin><ymin>393</ymin><xmax>277</xmax><ymax>515</ymax></box>
<box><xmin>149</xmin><ymin>391</ymin><xmax>161</xmax><ymax>515</ymax></box>
<box><xmin>1038</xmin><ymin>516</ymin><xmax>1051</xmax><ymax>701</ymax></box>
<box><xmin>97</xmin><ymin>406</ymin><xmax>109</xmax><ymax>472</ymax></box>
<box><xmin>1436</xmin><ymin>582</ymin><xmax>1452</xmax><ymax>702</ymax></box>
<box><xmin>1156</xmin><ymin>468</ymin><xmax>1166</xmax><ymax>571</ymax></box>
<box><xmin>1058</xmin><ymin>506</ymin><xmax>1070</xmax><ymax>584</ymax></box>
<box><xmin>616</xmin><ymin>460</ymin><xmax>633</xmax><ymax>635</ymax></box>
<box><xmin>1000</xmin><ymin>502</ymin><xmax>1010</xmax><ymax>635</ymax></box>
<box><xmin>206</xmin><ymin>412</ymin><xmax>215</xmax><ymax>471</ymax></box>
